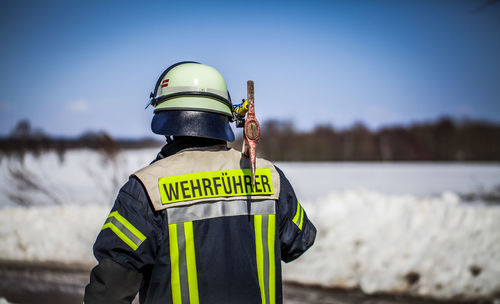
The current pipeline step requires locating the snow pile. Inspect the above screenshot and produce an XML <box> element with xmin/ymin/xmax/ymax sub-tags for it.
<box><xmin>0</xmin><ymin>204</ymin><xmax>108</xmax><ymax>265</ymax></box>
<box><xmin>283</xmin><ymin>190</ymin><xmax>500</xmax><ymax>300</ymax></box>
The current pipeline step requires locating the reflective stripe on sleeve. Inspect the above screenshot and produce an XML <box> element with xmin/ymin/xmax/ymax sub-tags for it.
<box><xmin>169</xmin><ymin>221</ymin><xmax>199</xmax><ymax>304</ymax></box>
<box><xmin>298</xmin><ymin>206</ymin><xmax>305</xmax><ymax>230</ymax></box>
<box><xmin>292</xmin><ymin>201</ymin><xmax>304</xmax><ymax>230</ymax></box>
<box><xmin>102</xmin><ymin>211</ymin><xmax>146</xmax><ymax>251</ymax></box>
<box><xmin>254</xmin><ymin>214</ymin><xmax>276</xmax><ymax>304</ymax></box>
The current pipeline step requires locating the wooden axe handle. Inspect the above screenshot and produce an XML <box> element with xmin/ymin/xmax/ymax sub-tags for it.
<box><xmin>244</xmin><ymin>80</ymin><xmax>259</xmax><ymax>187</ymax></box>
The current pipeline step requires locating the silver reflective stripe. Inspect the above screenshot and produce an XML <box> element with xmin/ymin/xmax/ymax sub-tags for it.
<box><xmin>160</xmin><ymin>86</ymin><xmax>229</xmax><ymax>99</ymax></box>
<box><xmin>167</xmin><ymin>199</ymin><xmax>276</xmax><ymax>224</ymax></box>
<box><xmin>296</xmin><ymin>206</ymin><xmax>302</xmax><ymax>228</ymax></box>
<box><xmin>176</xmin><ymin>223</ymin><xmax>190</xmax><ymax>304</ymax></box>
<box><xmin>104</xmin><ymin>217</ymin><xmax>143</xmax><ymax>249</ymax></box>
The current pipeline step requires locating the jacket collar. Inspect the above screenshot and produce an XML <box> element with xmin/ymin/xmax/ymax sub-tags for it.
<box><xmin>153</xmin><ymin>136</ymin><xmax>227</xmax><ymax>163</ymax></box>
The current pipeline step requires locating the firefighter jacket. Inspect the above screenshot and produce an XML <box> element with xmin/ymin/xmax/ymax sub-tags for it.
<box><xmin>84</xmin><ymin>138</ymin><xmax>316</xmax><ymax>304</ymax></box>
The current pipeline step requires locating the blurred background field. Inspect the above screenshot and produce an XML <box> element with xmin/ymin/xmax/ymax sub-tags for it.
<box><xmin>1</xmin><ymin>0</ymin><xmax>500</xmax><ymax>303</ymax></box>
<box><xmin>1</xmin><ymin>126</ymin><xmax>499</xmax><ymax>303</ymax></box>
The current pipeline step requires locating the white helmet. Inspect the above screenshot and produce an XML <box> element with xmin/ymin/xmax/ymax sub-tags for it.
<box><xmin>147</xmin><ymin>62</ymin><xmax>235</xmax><ymax>142</ymax></box>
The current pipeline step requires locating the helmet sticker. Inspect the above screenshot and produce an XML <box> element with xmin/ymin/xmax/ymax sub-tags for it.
<box><xmin>161</xmin><ymin>79</ymin><xmax>169</xmax><ymax>88</ymax></box>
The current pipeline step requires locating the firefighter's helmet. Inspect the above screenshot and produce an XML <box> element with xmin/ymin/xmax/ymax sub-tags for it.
<box><xmin>147</xmin><ymin>62</ymin><xmax>235</xmax><ymax>142</ymax></box>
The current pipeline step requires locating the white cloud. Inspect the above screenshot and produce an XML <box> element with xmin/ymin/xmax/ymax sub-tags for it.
<box><xmin>67</xmin><ymin>100</ymin><xmax>90</xmax><ymax>113</ymax></box>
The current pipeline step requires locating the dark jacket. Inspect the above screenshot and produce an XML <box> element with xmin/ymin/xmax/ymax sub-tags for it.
<box><xmin>84</xmin><ymin>137</ymin><xmax>316</xmax><ymax>304</ymax></box>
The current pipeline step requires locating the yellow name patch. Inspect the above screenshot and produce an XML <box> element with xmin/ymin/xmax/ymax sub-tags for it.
<box><xmin>158</xmin><ymin>168</ymin><xmax>274</xmax><ymax>204</ymax></box>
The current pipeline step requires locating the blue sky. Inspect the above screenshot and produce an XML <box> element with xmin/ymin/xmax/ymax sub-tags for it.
<box><xmin>1</xmin><ymin>0</ymin><xmax>499</xmax><ymax>138</ymax></box>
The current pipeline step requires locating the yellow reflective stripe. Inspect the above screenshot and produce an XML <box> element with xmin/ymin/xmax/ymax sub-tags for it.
<box><xmin>298</xmin><ymin>207</ymin><xmax>305</xmax><ymax>230</ymax></box>
<box><xmin>254</xmin><ymin>215</ymin><xmax>266</xmax><ymax>304</ymax></box>
<box><xmin>158</xmin><ymin>168</ymin><xmax>274</xmax><ymax>204</ymax></box>
<box><xmin>255</xmin><ymin>214</ymin><xmax>276</xmax><ymax>304</ymax></box>
<box><xmin>292</xmin><ymin>201</ymin><xmax>303</xmax><ymax>230</ymax></box>
<box><xmin>268</xmin><ymin>214</ymin><xmax>276</xmax><ymax>304</ymax></box>
<box><xmin>101</xmin><ymin>211</ymin><xmax>146</xmax><ymax>251</ymax></box>
<box><xmin>101</xmin><ymin>222</ymin><xmax>138</xmax><ymax>250</ymax></box>
<box><xmin>184</xmin><ymin>221</ymin><xmax>199</xmax><ymax>304</ymax></box>
<box><xmin>169</xmin><ymin>221</ymin><xmax>199</xmax><ymax>304</ymax></box>
<box><xmin>109</xmin><ymin>211</ymin><xmax>146</xmax><ymax>242</ymax></box>
<box><xmin>169</xmin><ymin>223</ymin><xmax>182</xmax><ymax>304</ymax></box>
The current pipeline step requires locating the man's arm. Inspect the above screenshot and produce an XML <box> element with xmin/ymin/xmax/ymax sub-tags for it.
<box><xmin>84</xmin><ymin>177</ymin><xmax>163</xmax><ymax>304</ymax></box>
<box><xmin>85</xmin><ymin>258</ymin><xmax>142</xmax><ymax>304</ymax></box>
<box><xmin>275</xmin><ymin>167</ymin><xmax>317</xmax><ymax>263</ymax></box>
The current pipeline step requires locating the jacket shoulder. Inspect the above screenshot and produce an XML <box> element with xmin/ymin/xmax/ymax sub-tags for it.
<box><xmin>132</xmin><ymin>148</ymin><xmax>281</xmax><ymax>211</ymax></box>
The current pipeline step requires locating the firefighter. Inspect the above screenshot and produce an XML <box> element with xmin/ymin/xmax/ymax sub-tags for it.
<box><xmin>83</xmin><ymin>62</ymin><xmax>316</xmax><ymax>304</ymax></box>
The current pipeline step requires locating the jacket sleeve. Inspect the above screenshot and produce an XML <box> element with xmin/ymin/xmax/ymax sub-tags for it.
<box><xmin>84</xmin><ymin>177</ymin><xmax>163</xmax><ymax>304</ymax></box>
<box><xmin>275</xmin><ymin>166</ymin><xmax>317</xmax><ymax>263</ymax></box>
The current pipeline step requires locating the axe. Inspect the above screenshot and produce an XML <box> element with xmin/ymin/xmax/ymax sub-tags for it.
<box><xmin>233</xmin><ymin>81</ymin><xmax>260</xmax><ymax>188</ymax></box>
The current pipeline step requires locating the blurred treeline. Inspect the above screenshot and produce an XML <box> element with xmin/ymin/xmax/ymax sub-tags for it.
<box><xmin>2</xmin><ymin>118</ymin><xmax>500</xmax><ymax>161</ymax></box>
<box><xmin>0</xmin><ymin>120</ymin><xmax>161</xmax><ymax>160</ymax></box>
<box><xmin>233</xmin><ymin>117</ymin><xmax>500</xmax><ymax>161</ymax></box>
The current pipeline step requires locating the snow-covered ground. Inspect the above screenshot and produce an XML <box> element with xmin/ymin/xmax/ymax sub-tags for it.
<box><xmin>1</xmin><ymin>149</ymin><xmax>499</xmax><ymax>300</ymax></box>
<box><xmin>276</xmin><ymin>161</ymin><xmax>500</xmax><ymax>200</ymax></box>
